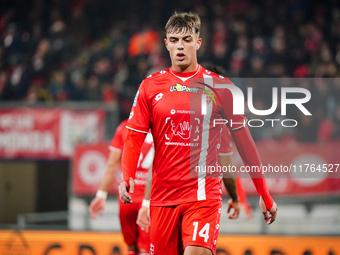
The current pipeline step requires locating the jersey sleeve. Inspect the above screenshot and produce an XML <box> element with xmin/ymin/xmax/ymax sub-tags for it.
<box><xmin>121</xmin><ymin>129</ymin><xmax>147</xmax><ymax>183</ymax></box>
<box><xmin>219</xmin><ymin>125</ymin><xmax>233</xmax><ymax>155</ymax></box>
<box><xmin>231</xmin><ymin>127</ymin><xmax>274</xmax><ymax>210</ymax></box>
<box><xmin>219</xmin><ymin>81</ymin><xmax>247</xmax><ymax>131</ymax></box>
<box><xmin>126</xmin><ymin>80</ymin><xmax>151</xmax><ymax>133</ymax></box>
<box><xmin>109</xmin><ymin>120</ymin><xmax>128</xmax><ymax>151</ymax></box>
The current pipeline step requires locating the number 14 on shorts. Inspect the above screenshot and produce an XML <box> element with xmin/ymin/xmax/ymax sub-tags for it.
<box><xmin>192</xmin><ymin>222</ymin><xmax>210</xmax><ymax>242</ymax></box>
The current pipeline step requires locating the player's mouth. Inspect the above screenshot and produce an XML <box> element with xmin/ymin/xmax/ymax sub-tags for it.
<box><xmin>176</xmin><ymin>52</ymin><xmax>186</xmax><ymax>61</ymax></box>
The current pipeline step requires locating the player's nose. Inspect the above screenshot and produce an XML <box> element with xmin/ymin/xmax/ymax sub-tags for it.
<box><xmin>177</xmin><ymin>40</ymin><xmax>184</xmax><ymax>50</ymax></box>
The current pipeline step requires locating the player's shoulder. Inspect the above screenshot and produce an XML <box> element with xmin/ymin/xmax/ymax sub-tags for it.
<box><xmin>144</xmin><ymin>68</ymin><xmax>170</xmax><ymax>82</ymax></box>
<box><xmin>201</xmin><ymin>67</ymin><xmax>225</xmax><ymax>79</ymax></box>
<box><xmin>200</xmin><ymin>66</ymin><xmax>233</xmax><ymax>84</ymax></box>
<box><xmin>120</xmin><ymin>119</ymin><xmax>129</xmax><ymax>127</ymax></box>
<box><xmin>117</xmin><ymin>119</ymin><xmax>129</xmax><ymax>131</ymax></box>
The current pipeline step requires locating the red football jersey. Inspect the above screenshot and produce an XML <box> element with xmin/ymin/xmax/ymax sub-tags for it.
<box><xmin>110</xmin><ymin>119</ymin><xmax>154</xmax><ymax>201</ymax></box>
<box><xmin>127</xmin><ymin>65</ymin><xmax>246</xmax><ymax>206</ymax></box>
<box><xmin>219</xmin><ymin>125</ymin><xmax>233</xmax><ymax>156</ymax></box>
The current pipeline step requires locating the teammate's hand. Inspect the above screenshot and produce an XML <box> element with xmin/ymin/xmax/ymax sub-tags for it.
<box><xmin>137</xmin><ymin>206</ymin><xmax>150</xmax><ymax>232</ymax></box>
<box><xmin>89</xmin><ymin>197</ymin><xmax>106</xmax><ymax>219</ymax></box>
<box><xmin>259</xmin><ymin>196</ymin><xmax>278</xmax><ymax>224</ymax></box>
<box><xmin>227</xmin><ymin>198</ymin><xmax>240</xmax><ymax>219</ymax></box>
<box><xmin>243</xmin><ymin>204</ymin><xmax>253</xmax><ymax>220</ymax></box>
<box><xmin>118</xmin><ymin>178</ymin><xmax>135</xmax><ymax>204</ymax></box>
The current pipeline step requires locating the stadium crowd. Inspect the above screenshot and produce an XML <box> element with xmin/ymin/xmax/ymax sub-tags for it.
<box><xmin>0</xmin><ymin>0</ymin><xmax>339</xmax><ymax>142</ymax></box>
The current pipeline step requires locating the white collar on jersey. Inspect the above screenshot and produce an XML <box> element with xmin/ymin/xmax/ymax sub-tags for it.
<box><xmin>169</xmin><ymin>65</ymin><xmax>201</xmax><ymax>82</ymax></box>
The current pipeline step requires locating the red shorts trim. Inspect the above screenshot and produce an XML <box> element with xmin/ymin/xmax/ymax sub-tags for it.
<box><xmin>149</xmin><ymin>200</ymin><xmax>222</xmax><ymax>255</ymax></box>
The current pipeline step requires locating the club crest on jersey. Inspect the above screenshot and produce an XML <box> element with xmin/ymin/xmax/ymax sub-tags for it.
<box><xmin>203</xmin><ymin>90</ymin><xmax>214</xmax><ymax>104</ymax></box>
<box><xmin>170</xmin><ymin>83</ymin><xmax>199</xmax><ymax>93</ymax></box>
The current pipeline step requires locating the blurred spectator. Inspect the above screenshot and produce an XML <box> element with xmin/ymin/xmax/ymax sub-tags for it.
<box><xmin>48</xmin><ymin>70</ymin><xmax>74</xmax><ymax>101</ymax></box>
<box><xmin>128</xmin><ymin>26</ymin><xmax>159</xmax><ymax>56</ymax></box>
<box><xmin>26</xmin><ymin>76</ymin><xmax>51</xmax><ymax>103</ymax></box>
<box><xmin>31</xmin><ymin>38</ymin><xmax>53</xmax><ymax>81</ymax></box>
<box><xmin>3</xmin><ymin>23</ymin><xmax>24</xmax><ymax>64</ymax></box>
<box><xmin>7</xmin><ymin>58</ymin><xmax>32</xmax><ymax>100</ymax></box>
<box><xmin>85</xmin><ymin>75</ymin><xmax>102</xmax><ymax>101</ymax></box>
<box><xmin>0</xmin><ymin>0</ymin><xmax>339</xmax><ymax>142</ymax></box>
<box><xmin>0</xmin><ymin>71</ymin><xmax>8</xmax><ymax>99</ymax></box>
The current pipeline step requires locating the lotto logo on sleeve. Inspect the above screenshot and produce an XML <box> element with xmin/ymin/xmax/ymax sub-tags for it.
<box><xmin>155</xmin><ymin>93</ymin><xmax>163</xmax><ymax>101</ymax></box>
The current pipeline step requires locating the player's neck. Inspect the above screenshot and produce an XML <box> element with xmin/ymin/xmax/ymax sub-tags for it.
<box><xmin>170</xmin><ymin>64</ymin><xmax>201</xmax><ymax>77</ymax></box>
<box><xmin>171</xmin><ymin>62</ymin><xmax>199</xmax><ymax>73</ymax></box>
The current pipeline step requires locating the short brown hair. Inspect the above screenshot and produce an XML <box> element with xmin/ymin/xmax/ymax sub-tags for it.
<box><xmin>164</xmin><ymin>12</ymin><xmax>201</xmax><ymax>36</ymax></box>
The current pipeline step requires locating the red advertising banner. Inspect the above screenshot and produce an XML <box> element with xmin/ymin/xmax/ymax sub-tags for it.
<box><xmin>73</xmin><ymin>141</ymin><xmax>340</xmax><ymax>197</ymax></box>
<box><xmin>72</xmin><ymin>143</ymin><xmax>121</xmax><ymax>195</ymax></box>
<box><xmin>0</xmin><ymin>108</ymin><xmax>105</xmax><ymax>159</ymax></box>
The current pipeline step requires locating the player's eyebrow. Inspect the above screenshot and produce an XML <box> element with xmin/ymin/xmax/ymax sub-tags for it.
<box><xmin>168</xmin><ymin>35</ymin><xmax>193</xmax><ymax>40</ymax></box>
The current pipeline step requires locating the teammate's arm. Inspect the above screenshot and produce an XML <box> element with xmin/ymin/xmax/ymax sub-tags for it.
<box><xmin>119</xmin><ymin>129</ymin><xmax>147</xmax><ymax>204</ymax></box>
<box><xmin>144</xmin><ymin>166</ymin><xmax>152</xmax><ymax>200</ymax></box>
<box><xmin>89</xmin><ymin>150</ymin><xmax>121</xmax><ymax>219</ymax></box>
<box><xmin>219</xmin><ymin>155</ymin><xmax>240</xmax><ymax>219</ymax></box>
<box><xmin>236</xmin><ymin>178</ymin><xmax>253</xmax><ymax>219</ymax></box>
<box><xmin>231</xmin><ymin>126</ymin><xmax>278</xmax><ymax>224</ymax></box>
<box><xmin>136</xmin><ymin>166</ymin><xmax>152</xmax><ymax>232</ymax></box>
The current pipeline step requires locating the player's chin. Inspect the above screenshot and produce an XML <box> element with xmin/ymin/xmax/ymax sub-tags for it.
<box><xmin>176</xmin><ymin>60</ymin><xmax>189</xmax><ymax>68</ymax></box>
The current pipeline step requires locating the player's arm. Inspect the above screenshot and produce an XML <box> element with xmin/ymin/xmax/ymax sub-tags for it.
<box><xmin>143</xmin><ymin>165</ymin><xmax>152</xmax><ymax>201</ymax></box>
<box><xmin>120</xmin><ymin>79</ymin><xmax>151</xmax><ymax>203</ymax></box>
<box><xmin>231</xmin><ymin>126</ymin><xmax>278</xmax><ymax>224</ymax></box>
<box><xmin>89</xmin><ymin>150</ymin><xmax>121</xmax><ymax>219</ymax></box>
<box><xmin>136</xmin><ymin>166</ymin><xmax>152</xmax><ymax>232</ymax></box>
<box><xmin>119</xmin><ymin>129</ymin><xmax>147</xmax><ymax>204</ymax></box>
<box><xmin>219</xmin><ymin>155</ymin><xmax>240</xmax><ymax>219</ymax></box>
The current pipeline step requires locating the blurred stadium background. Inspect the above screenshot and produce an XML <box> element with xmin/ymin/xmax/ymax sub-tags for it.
<box><xmin>0</xmin><ymin>0</ymin><xmax>340</xmax><ymax>254</ymax></box>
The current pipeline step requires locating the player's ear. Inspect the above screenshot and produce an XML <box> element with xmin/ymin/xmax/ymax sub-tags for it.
<box><xmin>164</xmin><ymin>38</ymin><xmax>169</xmax><ymax>51</ymax></box>
<box><xmin>196</xmin><ymin>37</ymin><xmax>202</xmax><ymax>50</ymax></box>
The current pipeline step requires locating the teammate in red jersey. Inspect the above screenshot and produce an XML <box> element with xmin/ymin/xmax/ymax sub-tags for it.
<box><xmin>89</xmin><ymin>119</ymin><xmax>153</xmax><ymax>255</ymax></box>
<box><xmin>119</xmin><ymin>12</ymin><xmax>277</xmax><ymax>255</ymax></box>
<box><xmin>219</xmin><ymin>125</ymin><xmax>253</xmax><ymax>219</ymax></box>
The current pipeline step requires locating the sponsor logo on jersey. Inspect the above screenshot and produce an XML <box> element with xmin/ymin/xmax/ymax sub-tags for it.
<box><xmin>164</xmin><ymin>117</ymin><xmax>200</xmax><ymax>145</ymax></box>
<box><xmin>170</xmin><ymin>109</ymin><xmax>196</xmax><ymax>115</ymax></box>
<box><xmin>170</xmin><ymin>83</ymin><xmax>219</xmax><ymax>107</ymax></box>
<box><xmin>170</xmin><ymin>83</ymin><xmax>199</xmax><ymax>93</ymax></box>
